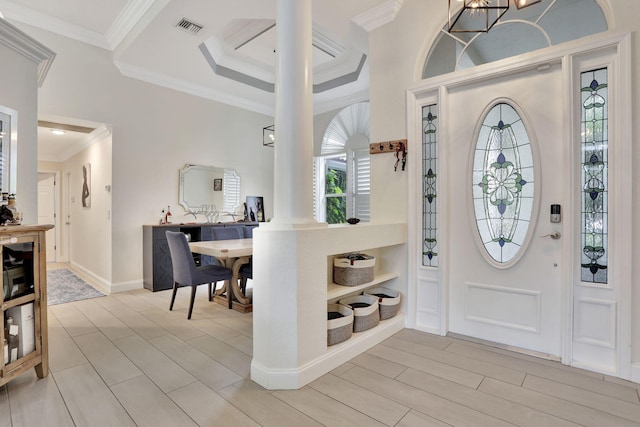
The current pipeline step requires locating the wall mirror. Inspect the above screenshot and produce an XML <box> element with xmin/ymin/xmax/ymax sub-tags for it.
<box><xmin>0</xmin><ymin>105</ymin><xmax>17</xmax><ymax>194</ymax></box>
<box><xmin>178</xmin><ymin>164</ymin><xmax>240</xmax><ymax>215</ymax></box>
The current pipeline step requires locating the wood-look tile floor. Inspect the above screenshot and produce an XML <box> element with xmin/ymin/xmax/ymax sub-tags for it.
<box><xmin>1</xmin><ymin>267</ymin><xmax>639</xmax><ymax>426</ymax></box>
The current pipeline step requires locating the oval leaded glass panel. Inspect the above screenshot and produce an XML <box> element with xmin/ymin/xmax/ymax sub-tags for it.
<box><xmin>472</xmin><ymin>102</ymin><xmax>535</xmax><ymax>265</ymax></box>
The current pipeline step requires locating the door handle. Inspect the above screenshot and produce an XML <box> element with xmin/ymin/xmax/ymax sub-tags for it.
<box><xmin>540</xmin><ymin>231</ymin><xmax>561</xmax><ymax>240</ymax></box>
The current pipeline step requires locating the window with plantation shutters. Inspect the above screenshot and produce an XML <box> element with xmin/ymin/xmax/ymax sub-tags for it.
<box><xmin>352</xmin><ymin>149</ymin><xmax>370</xmax><ymax>222</ymax></box>
<box><xmin>222</xmin><ymin>169</ymin><xmax>240</xmax><ymax>213</ymax></box>
<box><xmin>314</xmin><ymin>103</ymin><xmax>370</xmax><ymax>224</ymax></box>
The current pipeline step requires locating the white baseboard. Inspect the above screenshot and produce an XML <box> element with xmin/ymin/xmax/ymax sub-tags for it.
<box><xmin>631</xmin><ymin>363</ymin><xmax>640</xmax><ymax>384</ymax></box>
<box><xmin>69</xmin><ymin>262</ymin><xmax>111</xmax><ymax>294</ymax></box>
<box><xmin>251</xmin><ymin>315</ymin><xmax>405</xmax><ymax>390</ymax></box>
<box><xmin>110</xmin><ymin>280</ymin><xmax>143</xmax><ymax>293</ymax></box>
<box><xmin>68</xmin><ymin>262</ymin><xmax>143</xmax><ymax>294</ymax></box>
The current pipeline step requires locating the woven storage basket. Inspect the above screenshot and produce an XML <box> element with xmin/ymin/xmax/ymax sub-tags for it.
<box><xmin>338</xmin><ymin>295</ymin><xmax>380</xmax><ymax>332</ymax></box>
<box><xmin>364</xmin><ymin>287</ymin><xmax>401</xmax><ymax>320</ymax></box>
<box><xmin>333</xmin><ymin>254</ymin><xmax>375</xmax><ymax>286</ymax></box>
<box><xmin>327</xmin><ymin>304</ymin><xmax>353</xmax><ymax>346</ymax></box>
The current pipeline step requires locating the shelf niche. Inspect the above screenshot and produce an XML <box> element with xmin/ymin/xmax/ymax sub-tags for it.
<box><xmin>251</xmin><ymin>222</ymin><xmax>406</xmax><ymax>390</ymax></box>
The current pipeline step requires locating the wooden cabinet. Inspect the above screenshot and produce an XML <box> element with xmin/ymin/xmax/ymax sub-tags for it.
<box><xmin>1</xmin><ymin>224</ymin><xmax>53</xmax><ymax>387</ymax></box>
<box><xmin>143</xmin><ymin>223</ymin><xmax>257</xmax><ymax>292</ymax></box>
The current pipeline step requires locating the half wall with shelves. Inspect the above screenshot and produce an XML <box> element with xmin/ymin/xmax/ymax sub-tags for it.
<box><xmin>251</xmin><ymin>222</ymin><xmax>406</xmax><ymax>390</ymax></box>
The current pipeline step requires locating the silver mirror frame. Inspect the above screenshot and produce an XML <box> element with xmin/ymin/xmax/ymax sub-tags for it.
<box><xmin>178</xmin><ymin>164</ymin><xmax>240</xmax><ymax>216</ymax></box>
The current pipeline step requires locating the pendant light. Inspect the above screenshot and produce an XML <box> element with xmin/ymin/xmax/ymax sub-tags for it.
<box><xmin>448</xmin><ymin>0</ymin><xmax>509</xmax><ymax>33</ymax></box>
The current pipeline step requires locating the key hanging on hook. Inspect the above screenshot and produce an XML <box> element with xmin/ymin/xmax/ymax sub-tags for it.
<box><xmin>394</xmin><ymin>141</ymin><xmax>406</xmax><ymax>171</ymax></box>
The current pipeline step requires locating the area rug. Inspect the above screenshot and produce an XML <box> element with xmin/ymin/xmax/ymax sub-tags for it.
<box><xmin>46</xmin><ymin>268</ymin><xmax>105</xmax><ymax>305</ymax></box>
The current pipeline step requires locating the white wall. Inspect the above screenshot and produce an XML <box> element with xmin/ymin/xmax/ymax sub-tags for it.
<box><xmin>16</xmin><ymin>23</ymin><xmax>275</xmax><ymax>288</ymax></box>
<box><xmin>63</xmin><ymin>128</ymin><xmax>112</xmax><ymax>286</ymax></box>
<box><xmin>367</xmin><ymin>0</ymin><xmax>640</xmax><ymax>373</ymax></box>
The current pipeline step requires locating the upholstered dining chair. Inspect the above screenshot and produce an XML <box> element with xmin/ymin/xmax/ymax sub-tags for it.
<box><xmin>211</xmin><ymin>226</ymin><xmax>243</xmax><ymax>240</ymax></box>
<box><xmin>165</xmin><ymin>231</ymin><xmax>232</xmax><ymax>319</ymax></box>
<box><xmin>212</xmin><ymin>226</ymin><xmax>251</xmax><ymax>306</ymax></box>
<box><xmin>239</xmin><ymin>260</ymin><xmax>252</xmax><ymax>296</ymax></box>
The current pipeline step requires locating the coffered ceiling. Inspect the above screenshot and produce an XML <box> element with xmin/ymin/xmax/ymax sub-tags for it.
<box><xmin>0</xmin><ymin>0</ymin><xmax>400</xmax><ymax>116</ymax></box>
<box><xmin>3</xmin><ymin>0</ymin><xmax>402</xmax><ymax>161</ymax></box>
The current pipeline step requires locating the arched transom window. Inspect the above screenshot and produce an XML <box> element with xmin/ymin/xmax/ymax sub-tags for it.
<box><xmin>423</xmin><ymin>0</ymin><xmax>607</xmax><ymax>79</ymax></box>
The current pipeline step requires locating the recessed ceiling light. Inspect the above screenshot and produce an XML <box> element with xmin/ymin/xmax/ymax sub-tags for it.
<box><xmin>51</xmin><ymin>129</ymin><xmax>65</xmax><ymax>135</ymax></box>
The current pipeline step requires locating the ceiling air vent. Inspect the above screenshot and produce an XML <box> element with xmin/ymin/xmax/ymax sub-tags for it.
<box><xmin>176</xmin><ymin>18</ymin><xmax>203</xmax><ymax>35</ymax></box>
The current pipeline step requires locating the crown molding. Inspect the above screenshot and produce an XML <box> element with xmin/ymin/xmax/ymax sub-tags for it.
<box><xmin>0</xmin><ymin>0</ymin><xmax>109</xmax><ymax>49</ymax></box>
<box><xmin>105</xmin><ymin>0</ymin><xmax>159</xmax><ymax>50</ymax></box>
<box><xmin>106</xmin><ymin>0</ymin><xmax>171</xmax><ymax>52</ymax></box>
<box><xmin>312</xmin><ymin>28</ymin><xmax>344</xmax><ymax>58</ymax></box>
<box><xmin>314</xmin><ymin>89</ymin><xmax>369</xmax><ymax>115</ymax></box>
<box><xmin>114</xmin><ymin>60</ymin><xmax>273</xmax><ymax>116</ymax></box>
<box><xmin>201</xmin><ymin>36</ymin><xmax>365</xmax><ymax>94</ymax></box>
<box><xmin>113</xmin><ymin>58</ymin><xmax>367</xmax><ymax>117</ymax></box>
<box><xmin>41</xmin><ymin>123</ymin><xmax>112</xmax><ymax>162</ymax></box>
<box><xmin>225</xmin><ymin>19</ymin><xmax>275</xmax><ymax>49</ymax></box>
<box><xmin>201</xmin><ymin>38</ymin><xmax>276</xmax><ymax>84</ymax></box>
<box><xmin>352</xmin><ymin>0</ymin><xmax>404</xmax><ymax>32</ymax></box>
<box><xmin>57</xmin><ymin>123</ymin><xmax>112</xmax><ymax>162</ymax></box>
<box><xmin>0</xmin><ymin>17</ymin><xmax>55</xmax><ymax>87</ymax></box>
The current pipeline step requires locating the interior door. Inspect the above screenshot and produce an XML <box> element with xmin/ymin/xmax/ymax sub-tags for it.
<box><xmin>447</xmin><ymin>64</ymin><xmax>565</xmax><ymax>357</ymax></box>
<box><xmin>37</xmin><ymin>173</ymin><xmax>56</xmax><ymax>263</ymax></box>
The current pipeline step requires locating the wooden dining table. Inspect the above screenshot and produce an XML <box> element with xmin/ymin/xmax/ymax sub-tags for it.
<box><xmin>189</xmin><ymin>238</ymin><xmax>253</xmax><ymax>313</ymax></box>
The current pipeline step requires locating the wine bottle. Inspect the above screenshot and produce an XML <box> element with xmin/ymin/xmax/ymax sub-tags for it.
<box><xmin>160</xmin><ymin>209</ymin><xmax>166</xmax><ymax>225</ymax></box>
<box><xmin>166</xmin><ymin>206</ymin><xmax>173</xmax><ymax>224</ymax></box>
<box><xmin>257</xmin><ymin>200</ymin><xmax>263</xmax><ymax>222</ymax></box>
<box><xmin>3</xmin><ymin>338</ymin><xmax>7</xmax><ymax>364</ymax></box>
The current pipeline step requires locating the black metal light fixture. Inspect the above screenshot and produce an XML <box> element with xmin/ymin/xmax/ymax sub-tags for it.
<box><xmin>448</xmin><ymin>0</ymin><xmax>509</xmax><ymax>33</ymax></box>
<box><xmin>263</xmin><ymin>125</ymin><xmax>275</xmax><ymax>147</ymax></box>
<box><xmin>514</xmin><ymin>0</ymin><xmax>541</xmax><ymax>9</ymax></box>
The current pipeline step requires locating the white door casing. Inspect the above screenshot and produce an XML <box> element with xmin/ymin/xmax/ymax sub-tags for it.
<box><xmin>407</xmin><ymin>32</ymin><xmax>632</xmax><ymax>378</ymax></box>
<box><xmin>37</xmin><ymin>172</ymin><xmax>57</xmax><ymax>262</ymax></box>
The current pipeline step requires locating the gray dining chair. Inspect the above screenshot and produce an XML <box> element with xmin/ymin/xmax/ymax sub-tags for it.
<box><xmin>166</xmin><ymin>231</ymin><xmax>232</xmax><ymax>319</ymax></box>
<box><xmin>239</xmin><ymin>260</ymin><xmax>252</xmax><ymax>296</ymax></box>
<box><xmin>211</xmin><ymin>226</ymin><xmax>243</xmax><ymax>240</ymax></box>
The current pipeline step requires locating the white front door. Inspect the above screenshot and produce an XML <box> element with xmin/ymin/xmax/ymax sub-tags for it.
<box><xmin>447</xmin><ymin>64</ymin><xmax>565</xmax><ymax>357</ymax></box>
<box><xmin>410</xmin><ymin>34</ymin><xmax>631</xmax><ymax>379</ymax></box>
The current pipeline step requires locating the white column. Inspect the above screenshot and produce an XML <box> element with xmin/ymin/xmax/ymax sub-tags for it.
<box><xmin>271</xmin><ymin>0</ymin><xmax>315</xmax><ymax>225</ymax></box>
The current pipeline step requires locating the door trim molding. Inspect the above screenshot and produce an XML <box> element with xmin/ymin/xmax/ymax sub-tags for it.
<box><xmin>407</xmin><ymin>31</ymin><xmax>632</xmax><ymax>379</ymax></box>
<box><xmin>37</xmin><ymin>170</ymin><xmax>60</xmax><ymax>262</ymax></box>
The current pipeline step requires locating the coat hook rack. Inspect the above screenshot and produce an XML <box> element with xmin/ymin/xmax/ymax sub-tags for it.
<box><xmin>369</xmin><ymin>139</ymin><xmax>407</xmax><ymax>154</ymax></box>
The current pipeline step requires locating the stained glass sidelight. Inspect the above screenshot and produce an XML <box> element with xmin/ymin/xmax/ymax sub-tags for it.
<box><xmin>580</xmin><ymin>68</ymin><xmax>608</xmax><ymax>284</ymax></box>
<box><xmin>472</xmin><ymin>103</ymin><xmax>534</xmax><ymax>265</ymax></box>
<box><xmin>422</xmin><ymin>104</ymin><xmax>438</xmax><ymax>266</ymax></box>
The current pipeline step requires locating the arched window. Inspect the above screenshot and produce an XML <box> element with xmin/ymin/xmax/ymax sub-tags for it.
<box><xmin>423</xmin><ymin>0</ymin><xmax>607</xmax><ymax>79</ymax></box>
<box><xmin>314</xmin><ymin>102</ymin><xmax>370</xmax><ymax>224</ymax></box>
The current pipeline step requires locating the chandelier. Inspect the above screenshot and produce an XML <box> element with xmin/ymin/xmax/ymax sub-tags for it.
<box><xmin>448</xmin><ymin>0</ymin><xmax>541</xmax><ymax>33</ymax></box>
<box><xmin>514</xmin><ymin>0</ymin><xmax>541</xmax><ymax>9</ymax></box>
